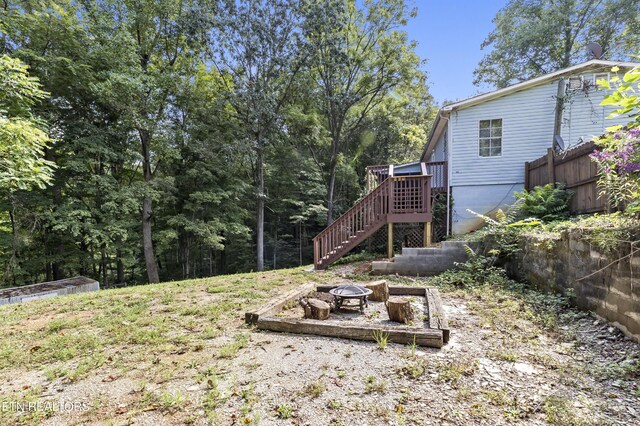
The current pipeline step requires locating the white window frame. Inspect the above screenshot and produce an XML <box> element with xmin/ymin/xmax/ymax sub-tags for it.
<box><xmin>478</xmin><ymin>118</ymin><xmax>502</xmax><ymax>158</ymax></box>
<box><xmin>593</xmin><ymin>72</ymin><xmax>610</xmax><ymax>89</ymax></box>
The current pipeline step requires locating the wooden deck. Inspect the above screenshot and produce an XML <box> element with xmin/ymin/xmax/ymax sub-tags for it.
<box><xmin>313</xmin><ymin>161</ymin><xmax>448</xmax><ymax>270</ymax></box>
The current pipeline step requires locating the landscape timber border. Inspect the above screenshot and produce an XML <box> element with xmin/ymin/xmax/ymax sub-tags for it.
<box><xmin>245</xmin><ymin>282</ymin><xmax>449</xmax><ymax>349</ymax></box>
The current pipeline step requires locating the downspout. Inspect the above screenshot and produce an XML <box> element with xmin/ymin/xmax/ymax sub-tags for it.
<box><xmin>444</xmin><ymin>113</ymin><xmax>452</xmax><ymax>237</ymax></box>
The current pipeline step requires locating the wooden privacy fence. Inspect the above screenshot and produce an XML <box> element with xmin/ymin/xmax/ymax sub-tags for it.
<box><xmin>524</xmin><ymin>141</ymin><xmax>605</xmax><ymax>213</ymax></box>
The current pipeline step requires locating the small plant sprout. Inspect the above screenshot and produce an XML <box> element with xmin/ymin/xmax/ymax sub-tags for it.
<box><xmin>408</xmin><ymin>334</ymin><xmax>417</xmax><ymax>357</ymax></box>
<box><xmin>276</xmin><ymin>404</ymin><xmax>293</xmax><ymax>419</ymax></box>
<box><xmin>372</xmin><ymin>329</ymin><xmax>389</xmax><ymax>350</ymax></box>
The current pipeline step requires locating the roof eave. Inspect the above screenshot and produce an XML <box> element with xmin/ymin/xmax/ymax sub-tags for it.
<box><xmin>441</xmin><ymin>59</ymin><xmax>638</xmax><ymax>113</ymax></box>
<box><xmin>421</xmin><ymin>111</ymin><xmax>450</xmax><ymax>162</ymax></box>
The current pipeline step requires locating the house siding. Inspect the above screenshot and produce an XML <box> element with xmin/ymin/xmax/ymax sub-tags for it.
<box><xmin>452</xmin><ymin>183</ymin><xmax>523</xmax><ymax>235</ymax></box>
<box><xmin>447</xmin><ymin>70</ymin><xmax>636</xmax><ymax>235</ymax></box>
<box><xmin>450</xmin><ymin>81</ymin><xmax>558</xmax><ymax>187</ymax></box>
<box><xmin>429</xmin><ymin>132</ymin><xmax>447</xmax><ymax>162</ymax></box>
<box><xmin>561</xmin><ymin>72</ymin><xmax>634</xmax><ymax>147</ymax></box>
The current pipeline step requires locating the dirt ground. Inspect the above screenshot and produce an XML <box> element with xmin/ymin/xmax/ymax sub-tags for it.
<box><xmin>1</xmin><ymin>263</ymin><xmax>638</xmax><ymax>426</ymax></box>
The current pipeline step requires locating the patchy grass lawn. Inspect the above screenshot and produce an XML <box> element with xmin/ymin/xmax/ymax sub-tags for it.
<box><xmin>0</xmin><ymin>263</ymin><xmax>638</xmax><ymax>425</ymax></box>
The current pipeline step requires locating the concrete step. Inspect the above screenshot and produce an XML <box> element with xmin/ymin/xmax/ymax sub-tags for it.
<box><xmin>393</xmin><ymin>255</ymin><xmax>453</xmax><ymax>264</ymax></box>
<box><xmin>372</xmin><ymin>240</ymin><xmax>470</xmax><ymax>276</ymax></box>
<box><xmin>401</xmin><ymin>247</ymin><xmax>441</xmax><ymax>256</ymax></box>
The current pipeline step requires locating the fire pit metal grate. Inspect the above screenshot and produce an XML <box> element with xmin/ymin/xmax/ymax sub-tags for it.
<box><xmin>329</xmin><ymin>285</ymin><xmax>373</xmax><ymax>313</ymax></box>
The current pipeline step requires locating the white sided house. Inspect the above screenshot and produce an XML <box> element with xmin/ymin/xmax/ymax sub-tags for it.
<box><xmin>422</xmin><ymin>59</ymin><xmax>639</xmax><ymax>235</ymax></box>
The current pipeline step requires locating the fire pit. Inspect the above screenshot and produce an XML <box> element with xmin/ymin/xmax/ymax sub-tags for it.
<box><xmin>329</xmin><ymin>285</ymin><xmax>373</xmax><ymax>313</ymax></box>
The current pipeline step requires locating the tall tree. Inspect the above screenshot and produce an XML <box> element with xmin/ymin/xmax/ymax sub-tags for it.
<box><xmin>475</xmin><ymin>0</ymin><xmax>640</xmax><ymax>89</ymax></box>
<box><xmin>214</xmin><ymin>0</ymin><xmax>305</xmax><ymax>271</ymax></box>
<box><xmin>0</xmin><ymin>54</ymin><xmax>55</xmax><ymax>285</ymax></box>
<box><xmin>82</xmin><ymin>0</ymin><xmax>214</xmax><ymax>283</ymax></box>
<box><xmin>303</xmin><ymin>0</ymin><xmax>425</xmax><ymax>223</ymax></box>
<box><xmin>0</xmin><ymin>55</ymin><xmax>55</xmax><ymax>191</ymax></box>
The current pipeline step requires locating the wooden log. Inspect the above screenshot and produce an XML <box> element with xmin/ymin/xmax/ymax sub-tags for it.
<box><xmin>245</xmin><ymin>283</ymin><xmax>316</xmax><ymax>325</ymax></box>
<box><xmin>388</xmin><ymin>286</ymin><xmax>427</xmax><ymax>296</ymax></box>
<box><xmin>256</xmin><ymin>317</ymin><xmax>443</xmax><ymax>348</ymax></box>
<box><xmin>364</xmin><ymin>280</ymin><xmax>389</xmax><ymax>302</ymax></box>
<box><xmin>300</xmin><ymin>298</ymin><xmax>330</xmax><ymax>320</ymax></box>
<box><xmin>426</xmin><ymin>287</ymin><xmax>450</xmax><ymax>343</ymax></box>
<box><xmin>387</xmin><ymin>296</ymin><xmax>414</xmax><ymax>324</ymax></box>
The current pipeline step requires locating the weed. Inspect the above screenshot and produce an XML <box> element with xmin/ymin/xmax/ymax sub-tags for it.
<box><xmin>543</xmin><ymin>396</ymin><xmax>584</xmax><ymax>425</ymax></box>
<box><xmin>437</xmin><ymin>358</ymin><xmax>478</xmax><ymax>385</ymax></box>
<box><xmin>46</xmin><ymin>318</ymin><xmax>80</xmax><ymax>334</ymax></box>
<box><xmin>303</xmin><ymin>380</ymin><xmax>326</xmax><ymax>398</ymax></box>
<box><xmin>369</xmin><ymin>404</ymin><xmax>391</xmax><ymax>419</ymax></box>
<box><xmin>408</xmin><ymin>335</ymin><xmax>417</xmax><ymax>357</ymax></box>
<box><xmin>327</xmin><ymin>399</ymin><xmax>343</xmax><ymax>409</ymax></box>
<box><xmin>372</xmin><ymin>329</ymin><xmax>389</xmax><ymax>350</ymax></box>
<box><xmin>484</xmin><ymin>389</ymin><xmax>511</xmax><ymax>406</ymax></box>
<box><xmin>337</xmin><ymin>370</ymin><xmax>345</xmax><ymax>379</ymax></box>
<box><xmin>364</xmin><ymin>375</ymin><xmax>386</xmax><ymax>394</ymax></box>
<box><xmin>219</xmin><ymin>334</ymin><xmax>249</xmax><ymax>358</ymax></box>
<box><xmin>397</xmin><ymin>387</ymin><xmax>410</xmax><ymax>404</ymax></box>
<box><xmin>469</xmin><ymin>402</ymin><xmax>488</xmax><ymax>418</ymax></box>
<box><xmin>502</xmin><ymin>405</ymin><xmax>524</xmax><ymax>420</ymax></box>
<box><xmin>160</xmin><ymin>391</ymin><xmax>185</xmax><ymax>413</ymax></box>
<box><xmin>276</xmin><ymin>404</ymin><xmax>293</xmax><ymax>419</ymax></box>
<box><xmin>490</xmin><ymin>348</ymin><xmax>518</xmax><ymax>362</ymax></box>
<box><xmin>399</xmin><ymin>358</ymin><xmax>427</xmax><ymax>379</ymax></box>
<box><xmin>367</xmin><ymin>310</ymin><xmax>380</xmax><ymax>319</ymax></box>
<box><xmin>592</xmin><ymin>359</ymin><xmax>640</xmax><ymax>380</ymax></box>
<box><xmin>455</xmin><ymin>385</ymin><xmax>472</xmax><ymax>402</ymax></box>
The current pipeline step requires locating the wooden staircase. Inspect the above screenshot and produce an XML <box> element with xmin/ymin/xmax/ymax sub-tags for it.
<box><xmin>313</xmin><ymin>175</ymin><xmax>432</xmax><ymax>270</ymax></box>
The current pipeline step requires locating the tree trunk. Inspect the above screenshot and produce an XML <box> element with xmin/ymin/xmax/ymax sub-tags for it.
<box><xmin>365</xmin><ymin>280</ymin><xmax>389</xmax><ymax>302</ymax></box>
<box><xmin>140</xmin><ymin>129</ymin><xmax>160</xmax><ymax>284</ymax></box>
<box><xmin>256</xmin><ymin>140</ymin><xmax>265</xmax><ymax>272</ymax></box>
<box><xmin>299</xmin><ymin>222</ymin><xmax>303</xmax><ymax>266</ymax></box>
<box><xmin>326</xmin><ymin>154</ymin><xmax>338</xmax><ymax>224</ymax></box>
<box><xmin>387</xmin><ymin>296</ymin><xmax>414</xmax><ymax>324</ymax></box>
<box><xmin>300</xmin><ymin>298</ymin><xmax>330</xmax><ymax>320</ymax></box>
<box><xmin>101</xmin><ymin>250</ymin><xmax>109</xmax><ymax>288</ymax></box>
<box><xmin>116</xmin><ymin>249</ymin><xmax>125</xmax><ymax>284</ymax></box>
<box><xmin>50</xmin><ymin>175</ymin><xmax>66</xmax><ymax>281</ymax></box>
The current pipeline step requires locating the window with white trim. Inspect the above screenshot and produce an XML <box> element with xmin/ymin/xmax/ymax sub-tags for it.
<box><xmin>479</xmin><ymin>119</ymin><xmax>502</xmax><ymax>157</ymax></box>
<box><xmin>593</xmin><ymin>73</ymin><xmax>610</xmax><ymax>88</ymax></box>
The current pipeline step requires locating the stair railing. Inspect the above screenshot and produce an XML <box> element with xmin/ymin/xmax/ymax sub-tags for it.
<box><xmin>313</xmin><ymin>175</ymin><xmax>432</xmax><ymax>269</ymax></box>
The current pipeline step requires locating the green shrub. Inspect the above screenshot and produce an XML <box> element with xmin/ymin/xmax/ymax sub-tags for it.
<box><xmin>514</xmin><ymin>184</ymin><xmax>573</xmax><ymax>221</ymax></box>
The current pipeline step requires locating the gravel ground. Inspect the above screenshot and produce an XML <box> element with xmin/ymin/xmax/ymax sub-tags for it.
<box><xmin>279</xmin><ymin>296</ymin><xmax>427</xmax><ymax>330</ymax></box>
<box><xmin>209</xmin><ymin>279</ymin><xmax>639</xmax><ymax>425</ymax></box>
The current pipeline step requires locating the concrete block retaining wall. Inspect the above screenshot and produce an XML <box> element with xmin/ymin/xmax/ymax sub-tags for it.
<box><xmin>508</xmin><ymin>231</ymin><xmax>640</xmax><ymax>342</ymax></box>
<box><xmin>372</xmin><ymin>241</ymin><xmax>469</xmax><ymax>276</ymax></box>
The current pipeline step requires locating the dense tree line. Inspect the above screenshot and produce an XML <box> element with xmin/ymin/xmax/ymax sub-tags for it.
<box><xmin>0</xmin><ymin>0</ymin><xmax>434</xmax><ymax>286</ymax></box>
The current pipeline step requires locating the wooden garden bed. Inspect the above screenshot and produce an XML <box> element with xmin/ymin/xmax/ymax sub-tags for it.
<box><xmin>245</xmin><ymin>282</ymin><xmax>450</xmax><ymax>348</ymax></box>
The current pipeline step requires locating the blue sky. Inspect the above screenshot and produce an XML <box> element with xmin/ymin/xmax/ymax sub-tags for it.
<box><xmin>405</xmin><ymin>0</ymin><xmax>508</xmax><ymax>106</ymax></box>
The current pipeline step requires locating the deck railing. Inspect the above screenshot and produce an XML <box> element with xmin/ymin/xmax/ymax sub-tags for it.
<box><xmin>313</xmin><ymin>175</ymin><xmax>432</xmax><ymax>269</ymax></box>
<box><xmin>365</xmin><ymin>161</ymin><xmax>447</xmax><ymax>193</ymax></box>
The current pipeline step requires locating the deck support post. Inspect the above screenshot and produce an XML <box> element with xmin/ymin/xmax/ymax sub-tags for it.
<box><xmin>387</xmin><ymin>223</ymin><xmax>393</xmax><ymax>259</ymax></box>
<box><xmin>424</xmin><ymin>222</ymin><xmax>432</xmax><ymax>247</ymax></box>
